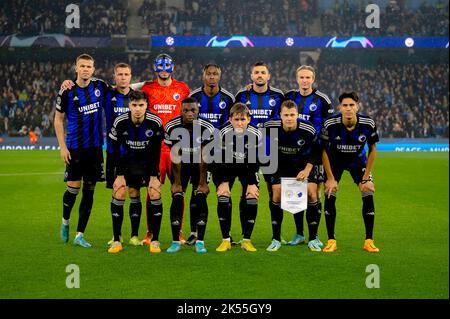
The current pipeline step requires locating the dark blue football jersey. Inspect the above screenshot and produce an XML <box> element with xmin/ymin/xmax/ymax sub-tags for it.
<box><xmin>56</xmin><ymin>78</ymin><xmax>108</xmax><ymax>149</ymax></box>
<box><xmin>217</xmin><ymin>121</ymin><xmax>263</xmax><ymax>183</ymax></box>
<box><xmin>263</xmin><ymin>119</ymin><xmax>318</xmax><ymax>170</ymax></box>
<box><xmin>104</xmin><ymin>88</ymin><xmax>132</xmax><ymax>154</ymax></box>
<box><xmin>285</xmin><ymin>89</ymin><xmax>333</xmax><ymax>135</ymax></box>
<box><xmin>320</xmin><ymin>113</ymin><xmax>379</xmax><ymax>167</ymax></box>
<box><xmin>189</xmin><ymin>86</ymin><xmax>235</xmax><ymax>128</ymax></box>
<box><xmin>235</xmin><ymin>86</ymin><xmax>284</xmax><ymax>127</ymax></box>
<box><xmin>109</xmin><ymin>110</ymin><xmax>163</xmax><ymax>176</ymax></box>
<box><xmin>164</xmin><ymin>116</ymin><xmax>215</xmax><ymax>164</ymax></box>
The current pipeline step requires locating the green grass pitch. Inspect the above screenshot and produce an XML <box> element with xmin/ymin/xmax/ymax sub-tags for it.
<box><xmin>0</xmin><ymin>151</ymin><xmax>448</xmax><ymax>299</ymax></box>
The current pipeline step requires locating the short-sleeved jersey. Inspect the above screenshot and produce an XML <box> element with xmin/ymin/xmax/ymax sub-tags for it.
<box><xmin>189</xmin><ymin>86</ymin><xmax>235</xmax><ymax>128</ymax></box>
<box><xmin>320</xmin><ymin>113</ymin><xmax>379</xmax><ymax>167</ymax></box>
<box><xmin>56</xmin><ymin>78</ymin><xmax>108</xmax><ymax>149</ymax></box>
<box><xmin>217</xmin><ymin>122</ymin><xmax>262</xmax><ymax>182</ymax></box>
<box><xmin>285</xmin><ymin>89</ymin><xmax>333</xmax><ymax>135</ymax></box>
<box><xmin>164</xmin><ymin>116</ymin><xmax>215</xmax><ymax>164</ymax></box>
<box><xmin>104</xmin><ymin>88</ymin><xmax>133</xmax><ymax>154</ymax></box>
<box><xmin>263</xmin><ymin>119</ymin><xmax>318</xmax><ymax>170</ymax></box>
<box><xmin>235</xmin><ymin>86</ymin><xmax>284</xmax><ymax>127</ymax></box>
<box><xmin>141</xmin><ymin>78</ymin><xmax>190</xmax><ymax>127</ymax></box>
<box><xmin>109</xmin><ymin>111</ymin><xmax>164</xmax><ymax>176</ymax></box>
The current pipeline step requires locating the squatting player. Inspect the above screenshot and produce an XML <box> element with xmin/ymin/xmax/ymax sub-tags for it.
<box><xmin>320</xmin><ymin>91</ymin><xmax>380</xmax><ymax>253</ymax></box>
<box><xmin>188</xmin><ymin>63</ymin><xmax>235</xmax><ymax>245</ymax></box>
<box><xmin>55</xmin><ymin>54</ymin><xmax>108</xmax><ymax>248</ymax></box>
<box><xmin>214</xmin><ymin>103</ymin><xmax>262</xmax><ymax>253</ymax></box>
<box><xmin>285</xmin><ymin>65</ymin><xmax>333</xmax><ymax>246</ymax></box>
<box><xmin>263</xmin><ymin>101</ymin><xmax>320</xmax><ymax>252</ymax></box>
<box><xmin>107</xmin><ymin>91</ymin><xmax>164</xmax><ymax>253</ymax></box>
<box><xmin>164</xmin><ymin>97</ymin><xmax>215</xmax><ymax>254</ymax></box>
<box><xmin>133</xmin><ymin>54</ymin><xmax>190</xmax><ymax>245</ymax></box>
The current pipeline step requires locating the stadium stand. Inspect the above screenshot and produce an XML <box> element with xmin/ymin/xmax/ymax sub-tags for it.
<box><xmin>0</xmin><ymin>0</ymin><xmax>127</xmax><ymax>36</ymax></box>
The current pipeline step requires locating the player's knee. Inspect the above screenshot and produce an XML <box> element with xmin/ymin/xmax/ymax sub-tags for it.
<box><xmin>272</xmin><ymin>185</ymin><xmax>281</xmax><ymax>202</ymax></box>
<box><xmin>113</xmin><ymin>184</ymin><xmax>126</xmax><ymax>200</ymax></box>
<box><xmin>148</xmin><ymin>187</ymin><xmax>160</xmax><ymax>200</ymax></box>
<box><xmin>67</xmin><ymin>181</ymin><xmax>81</xmax><ymax>188</ymax></box>
<box><xmin>217</xmin><ymin>184</ymin><xmax>230</xmax><ymax>197</ymax></box>
<box><xmin>307</xmin><ymin>188</ymin><xmax>318</xmax><ymax>202</ymax></box>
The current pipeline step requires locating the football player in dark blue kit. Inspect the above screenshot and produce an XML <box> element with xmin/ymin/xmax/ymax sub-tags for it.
<box><xmin>320</xmin><ymin>92</ymin><xmax>380</xmax><ymax>253</ymax></box>
<box><xmin>164</xmin><ymin>97</ymin><xmax>215</xmax><ymax>254</ymax></box>
<box><xmin>285</xmin><ymin>65</ymin><xmax>333</xmax><ymax>247</ymax></box>
<box><xmin>187</xmin><ymin>63</ymin><xmax>234</xmax><ymax>245</ymax></box>
<box><xmin>107</xmin><ymin>91</ymin><xmax>164</xmax><ymax>253</ymax></box>
<box><xmin>235</xmin><ymin>62</ymin><xmax>284</xmax><ymax>243</ymax></box>
<box><xmin>263</xmin><ymin>101</ymin><xmax>321</xmax><ymax>252</ymax></box>
<box><xmin>104</xmin><ymin>63</ymin><xmax>145</xmax><ymax>248</ymax></box>
<box><xmin>55</xmin><ymin>54</ymin><xmax>108</xmax><ymax>248</ymax></box>
<box><xmin>235</xmin><ymin>62</ymin><xmax>284</xmax><ymax>128</ymax></box>
<box><xmin>190</xmin><ymin>63</ymin><xmax>235</xmax><ymax>128</ymax></box>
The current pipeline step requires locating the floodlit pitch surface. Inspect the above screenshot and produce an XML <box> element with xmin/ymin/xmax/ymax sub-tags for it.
<box><xmin>0</xmin><ymin>151</ymin><xmax>448</xmax><ymax>298</ymax></box>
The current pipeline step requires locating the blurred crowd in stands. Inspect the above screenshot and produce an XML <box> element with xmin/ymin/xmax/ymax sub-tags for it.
<box><xmin>0</xmin><ymin>0</ymin><xmax>127</xmax><ymax>36</ymax></box>
<box><xmin>321</xmin><ymin>0</ymin><xmax>449</xmax><ymax>36</ymax></box>
<box><xmin>0</xmin><ymin>0</ymin><xmax>448</xmax><ymax>37</ymax></box>
<box><xmin>0</xmin><ymin>56</ymin><xmax>448</xmax><ymax>139</ymax></box>
<box><xmin>140</xmin><ymin>0</ymin><xmax>314</xmax><ymax>36</ymax></box>
<box><xmin>140</xmin><ymin>0</ymin><xmax>448</xmax><ymax>37</ymax></box>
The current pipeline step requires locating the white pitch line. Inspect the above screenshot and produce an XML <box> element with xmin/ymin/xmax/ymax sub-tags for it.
<box><xmin>0</xmin><ymin>172</ymin><xmax>63</xmax><ymax>177</ymax></box>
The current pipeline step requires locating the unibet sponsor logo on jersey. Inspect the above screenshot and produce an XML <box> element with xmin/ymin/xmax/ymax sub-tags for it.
<box><xmin>249</xmin><ymin>109</ymin><xmax>272</xmax><ymax>119</ymax></box>
<box><xmin>337</xmin><ymin>144</ymin><xmax>362</xmax><ymax>153</ymax></box>
<box><xmin>298</xmin><ymin>114</ymin><xmax>311</xmax><ymax>121</ymax></box>
<box><xmin>78</xmin><ymin>102</ymin><xmax>100</xmax><ymax>115</ymax></box>
<box><xmin>126</xmin><ymin>139</ymin><xmax>150</xmax><ymax>149</ymax></box>
<box><xmin>114</xmin><ymin>107</ymin><xmax>130</xmax><ymax>114</ymax></box>
<box><xmin>199</xmin><ymin>113</ymin><xmax>222</xmax><ymax>122</ymax></box>
<box><xmin>154</xmin><ymin>104</ymin><xmax>176</xmax><ymax>113</ymax></box>
<box><xmin>279</xmin><ymin>146</ymin><xmax>301</xmax><ymax>155</ymax></box>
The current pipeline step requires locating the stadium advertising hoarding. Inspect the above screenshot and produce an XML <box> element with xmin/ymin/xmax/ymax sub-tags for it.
<box><xmin>0</xmin><ymin>137</ymin><xmax>447</xmax><ymax>152</ymax></box>
<box><xmin>0</xmin><ymin>34</ymin><xmax>448</xmax><ymax>49</ymax></box>
<box><xmin>152</xmin><ymin>35</ymin><xmax>449</xmax><ymax>49</ymax></box>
